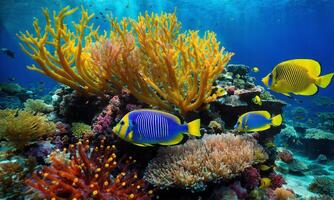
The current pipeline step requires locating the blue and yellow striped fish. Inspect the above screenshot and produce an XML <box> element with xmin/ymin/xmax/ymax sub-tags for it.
<box><xmin>234</xmin><ymin>110</ymin><xmax>282</xmax><ymax>132</ymax></box>
<box><xmin>112</xmin><ymin>109</ymin><xmax>201</xmax><ymax>147</ymax></box>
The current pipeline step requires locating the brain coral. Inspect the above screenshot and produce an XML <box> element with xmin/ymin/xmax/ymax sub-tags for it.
<box><xmin>144</xmin><ymin>133</ymin><xmax>268</xmax><ymax>191</ymax></box>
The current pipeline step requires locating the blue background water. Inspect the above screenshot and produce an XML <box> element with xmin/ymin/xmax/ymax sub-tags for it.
<box><xmin>0</xmin><ymin>0</ymin><xmax>333</xmax><ymax>109</ymax></box>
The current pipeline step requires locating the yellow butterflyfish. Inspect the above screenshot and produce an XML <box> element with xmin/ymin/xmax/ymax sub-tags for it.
<box><xmin>262</xmin><ymin>59</ymin><xmax>334</xmax><ymax>96</ymax></box>
<box><xmin>252</xmin><ymin>67</ymin><xmax>260</xmax><ymax>73</ymax></box>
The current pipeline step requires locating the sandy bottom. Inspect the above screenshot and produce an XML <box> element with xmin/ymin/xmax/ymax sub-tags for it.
<box><xmin>276</xmin><ymin>153</ymin><xmax>334</xmax><ymax>198</ymax></box>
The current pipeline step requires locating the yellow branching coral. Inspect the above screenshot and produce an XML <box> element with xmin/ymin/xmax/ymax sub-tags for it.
<box><xmin>0</xmin><ymin>109</ymin><xmax>55</xmax><ymax>149</ymax></box>
<box><xmin>18</xmin><ymin>6</ymin><xmax>234</xmax><ymax>113</ymax></box>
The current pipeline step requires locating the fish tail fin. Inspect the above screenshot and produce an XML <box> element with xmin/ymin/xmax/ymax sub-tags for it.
<box><xmin>271</xmin><ymin>114</ymin><xmax>283</xmax><ymax>127</ymax></box>
<box><xmin>187</xmin><ymin>119</ymin><xmax>201</xmax><ymax>137</ymax></box>
<box><xmin>315</xmin><ymin>73</ymin><xmax>334</xmax><ymax>88</ymax></box>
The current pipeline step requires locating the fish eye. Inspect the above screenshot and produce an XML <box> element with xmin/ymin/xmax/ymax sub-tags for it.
<box><xmin>120</xmin><ymin>121</ymin><xmax>125</xmax><ymax>125</ymax></box>
<box><xmin>269</xmin><ymin>73</ymin><xmax>273</xmax><ymax>79</ymax></box>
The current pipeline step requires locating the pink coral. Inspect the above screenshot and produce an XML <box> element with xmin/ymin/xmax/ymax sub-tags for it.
<box><xmin>93</xmin><ymin>91</ymin><xmax>142</xmax><ymax>135</ymax></box>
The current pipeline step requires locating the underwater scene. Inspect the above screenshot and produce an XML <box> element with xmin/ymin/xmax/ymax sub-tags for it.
<box><xmin>0</xmin><ymin>0</ymin><xmax>334</xmax><ymax>199</ymax></box>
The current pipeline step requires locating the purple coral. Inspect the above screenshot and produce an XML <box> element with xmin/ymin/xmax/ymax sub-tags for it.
<box><xmin>269</xmin><ymin>173</ymin><xmax>286</xmax><ymax>189</ymax></box>
<box><xmin>242</xmin><ymin>167</ymin><xmax>261</xmax><ymax>190</ymax></box>
<box><xmin>92</xmin><ymin>90</ymin><xmax>143</xmax><ymax>135</ymax></box>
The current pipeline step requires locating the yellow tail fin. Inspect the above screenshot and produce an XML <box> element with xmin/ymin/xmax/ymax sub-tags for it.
<box><xmin>271</xmin><ymin>114</ymin><xmax>282</xmax><ymax>126</ymax></box>
<box><xmin>187</xmin><ymin>119</ymin><xmax>201</xmax><ymax>137</ymax></box>
<box><xmin>315</xmin><ymin>73</ymin><xmax>334</xmax><ymax>88</ymax></box>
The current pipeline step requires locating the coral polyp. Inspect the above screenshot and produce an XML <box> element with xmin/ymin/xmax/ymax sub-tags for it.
<box><xmin>26</xmin><ymin>139</ymin><xmax>153</xmax><ymax>200</ymax></box>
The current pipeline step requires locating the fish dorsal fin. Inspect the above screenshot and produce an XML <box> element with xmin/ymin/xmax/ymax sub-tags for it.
<box><xmin>243</xmin><ymin>110</ymin><xmax>271</xmax><ymax>119</ymax></box>
<box><xmin>159</xmin><ymin>134</ymin><xmax>184</xmax><ymax>146</ymax></box>
<box><xmin>132</xmin><ymin>109</ymin><xmax>181</xmax><ymax>124</ymax></box>
<box><xmin>285</xmin><ymin>59</ymin><xmax>321</xmax><ymax>77</ymax></box>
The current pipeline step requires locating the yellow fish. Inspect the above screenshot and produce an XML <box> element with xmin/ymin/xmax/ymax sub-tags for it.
<box><xmin>252</xmin><ymin>67</ymin><xmax>260</xmax><ymax>73</ymax></box>
<box><xmin>252</xmin><ymin>95</ymin><xmax>262</xmax><ymax>106</ymax></box>
<box><xmin>260</xmin><ymin>178</ymin><xmax>271</xmax><ymax>189</ymax></box>
<box><xmin>259</xmin><ymin>164</ymin><xmax>272</xmax><ymax>171</ymax></box>
<box><xmin>216</xmin><ymin>86</ymin><xmax>227</xmax><ymax>97</ymax></box>
<box><xmin>262</xmin><ymin>59</ymin><xmax>334</xmax><ymax>96</ymax></box>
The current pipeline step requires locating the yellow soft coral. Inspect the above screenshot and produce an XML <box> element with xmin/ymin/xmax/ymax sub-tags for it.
<box><xmin>18</xmin><ymin>7</ymin><xmax>234</xmax><ymax>114</ymax></box>
<box><xmin>0</xmin><ymin>109</ymin><xmax>55</xmax><ymax>149</ymax></box>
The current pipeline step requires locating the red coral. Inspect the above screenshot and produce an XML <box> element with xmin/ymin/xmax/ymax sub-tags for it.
<box><xmin>269</xmin><ymin>173</ymin><xmax>286</xmax><ymax>190</ymax></box>
<box><xmin>242</xmin><ymin>167</ymin><xmax>261</xmax><ymax>189</ymax></box>
<box><xmin>26</xmin><ymin>138</ymin><xmax>153</xmax><ymax>200</ymax></box>
<box><xmin>278</xmin><ymin>150</ymin><xmax>293</xmax><ymax>163</ymax></box>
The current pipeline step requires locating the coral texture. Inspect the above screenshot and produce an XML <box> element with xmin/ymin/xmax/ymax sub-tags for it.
<box><xmin>273</xmin><ymin>187</ymin><xmax>294</xmax><ymax>200</ymax></box>
<box><xmin>308</xmin><ymin>176</ymin><xmax>334</xmax><ymax>196</ymax></box>
<box><xmin>26</xmin><ymin>138</ymin><xmax>153</xmax><ymax>200</ymax></box>
<box><xmin>0</xmin><ymin>109</ymin><xmax>55</xmax><ymax>149</ymax></box>
<box><xmin>71</xmin><ymin>122</ymin><xmax>93</xmax><ymax>138</ymax></box>
<box><xmin>304</xmin><ymin>128</ymin><xmax>334</xmax><ymax>140</ymax></box>
<box><xmin>18</xmin><ymin>6</ymin><xmax>234</xmax><ymax>113</ymax></box>
<box><xmin>24</xmin><ymin>99</ymin><xmax>53</xmax><ymax>113</ymax></box>
<box><xmin>144</xmin><ymin>133</ymin><xmax>268</xmax><ymax>191</ymax></box>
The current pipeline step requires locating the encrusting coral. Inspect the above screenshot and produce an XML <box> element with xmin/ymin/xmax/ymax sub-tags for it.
<box><xmin>144</xmin><ymin>133</ymin><xmax>268</xmax><ymax>191</ymax></box>
<box><xmin>0</xmin><ymin>109</ymin><xmax>55</xmax><ymax>150</ymax></box>
<box><xmin>18</xmin><ymin>6</ymin><xmax>234</xmax><ymax>114</ymax></box>
<box><xmin>26</xmin><ymin>138</ymin><xmax>154</xmax><ymax>200</ymax></box>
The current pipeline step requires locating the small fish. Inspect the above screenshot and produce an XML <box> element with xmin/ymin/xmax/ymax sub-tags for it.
<box><xmin>112</xmin><ymin>109</ymin><xmax>201</xmax><ymax>147</ymax></box>
<box><xmin>234</xmin><ymin>110</ymin><xmax>282</xmax><ymax>132</ymax></box>
<box><xmin>259</xmin><ymin>164</ymin><xmax>272</xmax><ymax>171</ymax></box>
<box><xmin>260</xmin><ymin>178</ymin><xmax>271</xmax><ymax>189</ymax></box>
<box><xmin>252</xmin><ymin>95</ymin><xmax>262</xmax><ymax>106</ymax></box>
<box><xmin>252</xmin><ymin>67</ymin><xmax>259</xmax><ymax>73</ymax></box>
<box><xmin>0</xmin><ymin>48</ymin><xmax>15</xmax><ymax>58</ymax></box>
<box><xmin>212</xmin><ymin>85</ymin><xmax>227</xmax><ymax>97</ymax></box>
<box><xmin>262</xmin><ymin>59</ymin><xmax>334</xmax><ymax>96</ymax></box>
<box><xmin>8</xmin><ymin>77</ymin><xmax>16</xmax><ymax>81</ymax></box>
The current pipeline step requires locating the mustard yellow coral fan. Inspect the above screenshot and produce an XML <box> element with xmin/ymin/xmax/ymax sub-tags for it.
<box><xmin>144</xmin><ymin>133</ymin><xmax>268</xmax><ymax>191</ymax></box>
<box><xmin>0</xmin><ymin>109</ymin><xmax>55</xmax><ymax>149</ymax></box>
<box><xmin>18</xmin><ymin>6</ymin><xmax>234</xmax><ymax>113</ymax></box>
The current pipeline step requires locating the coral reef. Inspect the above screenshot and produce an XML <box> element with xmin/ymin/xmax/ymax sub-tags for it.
<box><xmin>144</xmin><ymin>133</ymin><xmax>268</xmax><ymax>191</ymax></box>
<box><xmin>18</xmin><ymin>6</ymin><xmax>234</xmax><ymax>114</ymax></box>
<box><xmin>24</xmin><ymin>98</ymin><xmax>53</xmax><ymax>113</ymax></box>
<box><xmin>308</xmin><ymin>176</ymin><xmax>334</xmax><ymax>196</ymax></box>
<box><xmin>51</xmin><ymin>86</ymin><xmax>107</xmax><ymax>123</ymax></box>
<box><xmin>71</xmin><ymin>122</ymin><xmax>93</xmax><ymax>138</ymax></box>
<box><xmin>26</xmin><ymin>138</ymin><xmax>154</xmax><ymax>199</ymax></box>
<box><xmin>272</xmin><ymin>187</ymin><xmax>294</xmax><ymax>200</ymax></box>
<box><xmin>277</xmin><ymin>149</ymin><xmax>294</xmax><ymax>163</ymax></box>
<box><xmin>241</xmin><ymin>167</ymin><xmax>261</xmax><ymax>190</ymax></box>
<box><xmin>304</xmin><ymin>128</ymin><xmax>334</xmax><ymax>140</ymax></box>
<box><xmin>0</xmin><ymin>109</ymin><xmax>55</xmax><ymax>150</ymax></box>
<box><xmin>0</xmin><ymin>152</ymin><xmax>36</xmax><ymax>199</ymax></box>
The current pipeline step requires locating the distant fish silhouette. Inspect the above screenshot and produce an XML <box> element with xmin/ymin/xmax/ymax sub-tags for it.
<box><xmin>1</xmin><ymin>48</ymin><xmax>15</xmax><ymax>58</ymax></box>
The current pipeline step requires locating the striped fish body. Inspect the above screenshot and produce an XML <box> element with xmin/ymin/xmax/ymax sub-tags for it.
<box><xmin>128</xmin><ymin>110</ymin><xmax>187</xmax><ymax>145</ymax></box>
<box><xmin>262</xmin><ymin>59</ymin><xmax>334</xmax><ymax>96</ymax></box>
<box><xmin>271</xmin><ymin>62</ymin><xmax>313</xmax><ymax>94</ymax></box>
